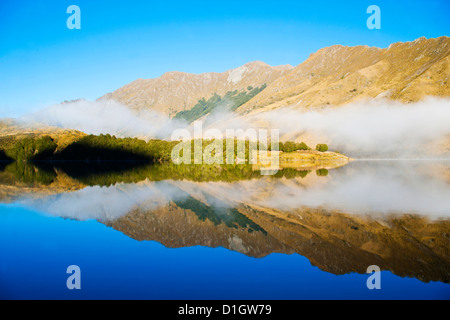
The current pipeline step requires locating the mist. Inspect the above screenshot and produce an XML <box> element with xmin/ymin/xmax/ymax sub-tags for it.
<box><xmin>16</xmin><ymin>160</ymin><xmax>450</xmax><ymax>221</ymax></box>
<box><xmin>22</xmin><ymin>99</ymin><xmax>188</xmax><ymax>140</ymax></box>
<box><xmin>207</xmin><ymin>97</ymin><xmax>450</xmax><ymax>158</ymax></box>
<box><xmin>20</xmin><ymin>97</ymin><xmax>450</xmax><ymax>158</ymax></box>
<box><xmin>20</xmin><ymin>181</ymin><xmax>192</xmax><ymax>222</ymax></box>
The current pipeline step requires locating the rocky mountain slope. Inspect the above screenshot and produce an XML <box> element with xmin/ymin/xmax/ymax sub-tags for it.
<box><xmin>237</xmin><ymin>36</ymin><xmax>449</xmax><ymax>114</ymax></box>
<box><xmin>100</xmin><ymin>61</ymin><xmax>292</xmax><ymax>117</ymax></box>
<box><xmin>100</xmin><ymin>37</ymin><xmax>449</xmax><ymax>118</ymax></box>
<box><xmin>2</xmin><ymin>37</ymin><xmax>448</xmax><ymax>157</ymax></box>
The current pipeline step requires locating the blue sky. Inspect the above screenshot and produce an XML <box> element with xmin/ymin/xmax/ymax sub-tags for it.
<box><xmin>0</xmin><ymin>0</ymin><xmax>449</xmax><ymax>117</ymax></box>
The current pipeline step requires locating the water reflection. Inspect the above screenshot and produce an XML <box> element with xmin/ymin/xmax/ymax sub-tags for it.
<box><xmin>0</xmin><ymin>160</ymin><xmax>449</xmax><ymax>283</ymax></box>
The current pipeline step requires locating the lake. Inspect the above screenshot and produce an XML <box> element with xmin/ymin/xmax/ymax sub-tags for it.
<box><xmin>0</xmin><ymin>160</ymin><xmax>449</xmax><ymax>299</ymax></box>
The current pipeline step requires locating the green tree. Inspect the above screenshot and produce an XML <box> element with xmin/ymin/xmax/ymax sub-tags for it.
<box><xmin>316</xmin><ymin>144</ymin><xmax>328</xmax><ymax>152</ymax></box>
<box><xmin>316</xmin><ymin>168</ymin><xmax>329</xmax><ymax>176</ymax></box>
<box><xmin>9</xmin><ymin>136</ymin><xmax>57</xmax><ymax>161</ymax></box>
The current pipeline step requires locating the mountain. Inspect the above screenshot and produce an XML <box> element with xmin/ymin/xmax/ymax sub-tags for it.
<box><xmin>99</xmin><ymin>61</ymin><xmax>293</xmax><ymax>117</ymax></box>
<box><xmin>2</xmin><ymin>37</ymin><xmax>448</xmax><ymax>157</ymax></box>
<box><xmin>100</xmin><ymin>37</ymin><xmax>449</xmax><ymax>118</ymax></box>
<box><xmin>237</xmin><ymin>36</ymin><xmax>450</xmax><ymax>114</ymax></box>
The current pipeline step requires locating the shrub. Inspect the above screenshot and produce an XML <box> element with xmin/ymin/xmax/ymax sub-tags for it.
<box><xmin>297</xmin><ymin>142</ymin><xmax>310</xmax><ymax>150</ymax></box>
<box><xmin>316</xmin><ymin>168</ymin><xmax>329</xmax><ymax>177</ymax></box>
<box><xmin>316</xmin><ymin>144</ymin><xmax>328</xmax><ymax>152</ymax></box>
<box><xmin>276</xmin><ymin>141</ymin><xmax>310</xmax><ymax>152</ymax></box>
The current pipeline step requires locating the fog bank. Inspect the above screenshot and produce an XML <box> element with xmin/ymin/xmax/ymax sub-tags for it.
<box><xmin>21</xmin><ymin>97</ymin><xmax>450</xmax><ymax>158</ymax></box>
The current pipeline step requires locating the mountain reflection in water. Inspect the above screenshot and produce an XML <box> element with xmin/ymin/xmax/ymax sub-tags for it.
<box><xmin>0</xmin><ymin>160</ymin><xmax>449</xmax><ymax>284</ymax></box>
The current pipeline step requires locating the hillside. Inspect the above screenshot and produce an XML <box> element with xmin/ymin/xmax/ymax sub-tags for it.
<box><xmin>237</xmin><ymin>36</ymin><xmax>449</xmax><ymax>114</ymax></box>
<box><xmin>99</xmin><ymin>37</ymin><xmax>449</xmax><ymax>118</ymax></box>
<box><xmin>100</xmin><ymin>61</ymin><xmax>292</xmax><ymax>117</ymax></box>
<box><xmin>2</xmin><ymin>37</ymin><xmax>448</xmax><ymax>158</ymax></box>
<box><xmin>0</xmin><ymin>119</ymin><xmax>86</xmax><ymax>152</ymax></box>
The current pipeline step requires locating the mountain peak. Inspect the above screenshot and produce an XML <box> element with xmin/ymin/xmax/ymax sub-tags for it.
<box><xmin>242</xmin><ymin>60</ymin><xmax>269</xmax><ymax>67</ymax></box>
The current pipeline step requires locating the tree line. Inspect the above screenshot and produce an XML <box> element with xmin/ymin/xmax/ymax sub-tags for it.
<box><xmin>0</xmin><ymin>134</ymin><xmax>329</xmax><ymax>162</ymax></box>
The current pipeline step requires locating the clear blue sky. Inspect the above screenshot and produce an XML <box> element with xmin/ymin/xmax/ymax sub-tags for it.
<box><xmin>0</xmin><ymin>0</ymin><xmax>448</xmax><ymax>117</ymax></box>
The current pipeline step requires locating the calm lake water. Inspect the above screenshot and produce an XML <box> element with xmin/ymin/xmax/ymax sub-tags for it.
<box><xmin>0</xmin><ymin>160</ymin><xmax>449</xmax><ymax>299</ymax></box>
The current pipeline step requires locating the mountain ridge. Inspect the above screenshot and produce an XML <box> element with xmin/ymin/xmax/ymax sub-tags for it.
<box><xmin>238</xmin><ymin>36</ymin><xmax>449</xmax><ymax>114</ymax></box>
<box><xmin>99</xmin><ymin>36</ymin><xmax>449</xmax><ymax>117</ymax></box>
<box><xmin>99</xmin><ymin>61</ymin><xmax>293</xmax><ymax>117</ymax></box>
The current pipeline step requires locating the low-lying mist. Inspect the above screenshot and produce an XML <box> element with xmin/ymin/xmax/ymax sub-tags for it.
<box><xmin>17</xmin><ymin>160</ymin><xmax>450</xmax><ymax>221</ymax></box>
<box><xmin>22</xmin><ymin>99</ymin><xmax>189</xmax><ymax>139</ymax></box>
<box><xmin>21</xmin><ymin>97</ymin><xmax>450</xmax><ymax>158</ymax></box>
<box><xmin>209</xmin><ymin>97</ymin><xmax>450</xmax><ymax>158</ymax></box>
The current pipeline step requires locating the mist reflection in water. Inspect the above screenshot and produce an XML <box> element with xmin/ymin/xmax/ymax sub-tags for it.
<box><xmin>0</xmin><ymin>160</ymin><xmax>449</xmax><ymax>284</ymax></box>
